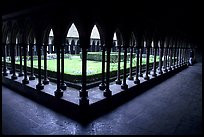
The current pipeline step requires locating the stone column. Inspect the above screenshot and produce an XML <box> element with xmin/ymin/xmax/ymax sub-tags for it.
<box><xmin>3</xmin><ymin>43</ymin><xmax>8</xmax><ymax>76</ymax></box>
<box><xmin>168</xmin><ymin>47</ymin><xmax>173</xmax><ymax>71</ymax></box>
<box><xmin>104</xmin><ymin>46</ymin><xmax>112</xmax><ymax>97</ymax></box>
<box><xmin>143</xmin><ymin>41</ymin><xmax>150</xmax><ymax>80</ymax></box>
<box><xmin>11</xmin><ymin>43</ymin><xmax>17</xmax><ymax>80</ymax></box>
<box><xmin>128</xmin><ymin>46</ymin><xmax>134</xmax><ymax>80</ymax></box>
<box><xmin>54</xmin><ymin>37</ymin><xmax>63</xmax><ymax>97</ymax></box>
<box><xmin>134</xmin><ymin>46</ymin><xmax>140</xmax><ymax>84</ymax></box>
<box><xmin>79</xmin><ymin>45</ymin><xmax>89</xmax><ymax>107</ymax></box>
<box><xmin>18</xmin><ymin>44</ymin><xmax>24</xmax><ymax>77</ymax></box>
<box><xmin>22</xmin><ymin>43</ymin><xmax>29</xmax><ymax>84</ymax></box>
<box><xmin>29</xmin><ymin>43</ymin><xmax>36</xmax><ymax>80</ymax></box>
<box><xmin>121</xmin><ymin>46</ymin><xmax>128</xmax><ymax>90</ymax></box>
<box><xmin>138</xmin><ymin>47</ymin><xmax>143</xmax><ymax>77</ymax></box>
<box><xmin>36</xmin><ymin>37</ymin><xmax>44</xmax><ymax>90</ymax></box>
<box><xmin>42</xmin><ymin>44</ymin><xmax>49</xmax><ymax>85</ymax></box>
<box><xmin>60</xmin><ymin>44</ymin><xmax>66</xmax><ymax>90</ymax></box>
<box><xmin>163</xmin><ymin>46</ymin><xmax>168</xmax><ymax>72</ymax></box>
<box><xmin>115</xmin><ymin>45</ymin><xmax>122</xmax><ymax>84</ymax></box>
<box><xmin>150</xmin><ymin>40</ymin><xmax>157</xmax><ymax>77</ymax></box>
<box><xmin>99</xmin><ymin>45</ymin><xmax>106</xmax><ymax>90</ymax></box>
<box><xmin>157</xmin><ymin>41</ymin><xmax>163</xmax><ymax>74</ymax></box>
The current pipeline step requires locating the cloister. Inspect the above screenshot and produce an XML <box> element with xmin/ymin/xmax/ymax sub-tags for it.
<box><xmin>2</xmin><ymin>1</ymin><xmax>199</xmax><ymax>116</ymax></box>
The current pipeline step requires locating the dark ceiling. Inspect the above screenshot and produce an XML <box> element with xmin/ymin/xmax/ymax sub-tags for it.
<box><xmin>2</xmin><ymin>0</ymin><xmax>203</xmax><ymax>48</ymax></box>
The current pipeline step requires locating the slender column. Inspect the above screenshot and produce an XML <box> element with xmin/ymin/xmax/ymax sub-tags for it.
<box><xmin>11</xmin><ymin>43</ymin><xmax>17</xmax><ymax>80</ymax></box>
<box><xmin>18</xmin><ymin>44</ymin><xmax>24</xmax><ymax>76</ymax></box>
<box><xmin>7</xmin><ymin>44</ymin><xmax>13</xmax><ymax>74</ymax></box>
<box><xmin>54</xmin><ymin>39</ymin><xmax>63</xmax><ymax>97</ymax></box>
<box><xmin>22</xmin><ymin>43</ymin><xmax>29</xmax><ymax>84</ymax></box>
<box><xmin>172</xmin><ymin>47</ymin><xmax>176</xmax><ymax>69</ymax></box>
<box><xmin>103</xmin><ymin>46</ymin><xmax>112</xmax><ymax>97</ymax></box>
<box><xmin>60</xmin><ymin>44</ymin><xmax>66</xmax><ymax>90</ymax></box>
<box><xmin>151</xmin><ymin>45</ymin><xmax>157</xmax><ymax>77</ymax></box>
<box><xmin>143</xmin><ymin>43</ymin><xmax>150</xmax><ymax>80</ymax></box>
<box><xmin>115</xmin><ymin>45</ymin><xmax>122</xmax><ymax>84</ymax></box>
<box><xmin>168</xmin><ymin>47</ymin><xmax>172</xmax><ymax>71</ymax></box>
<box><xmin>128</xmin><ymin>46</ymin><xmax>133</xmax><ymax>80</ymax></box>
<box><xmin>178</xmin><ymin>47</ymin><xmax>181</xmax><ymax>66</ymax></box>
<box><xmin>99</xmin><ymin>45</ymin><xmax>106</xmax><ymax>90</ymax></box>
<box><xmin>3</xmin><ymin>43</ymin><xmax>8</xmax><ymax>76</ymax></box>
<box><xmin>138</xmin><ymin>47</ymin><xmax>143</xmax><ymax>77</ymax></box>
<box><xmin>163</xmin><ymin>47</ymin><xmax>168</xmax><ymax>72</ymax></box>
<box><xmin>36</xmin><ymin>40</ymin><xmax>44</xmax><ymax>90</ymax></box>
<box><xmin>158</xmin><ymin>46</ymin><xmax>163</xmax><ymax>74</ymax></box>
<box><xmin>29</xmin><ymin>44</ymin><xmax>35</xmax><ymax>80</ymax></box>
<box><xmin>79</xmin><ymin>47</ymin><xmax>89</xmax><ymax>106</ymax></box>
<box><xmin>42</xmin><ymin>44</ymin><xmax>49</xmax><ymax>85</ymax></box>
<box><xmin>121</xmin><ymin>46</ymin><xmax>128</xmax><ymax>90</ymax></box>
<box><xmin>176</xmin><ymin>47</ymin><xmax>179</xmax><ymax>68</ymax></box>
<box><xmin>134</xmin><ymin>46</ymin><xmax>140</xmax><ymax>84</ymax></box>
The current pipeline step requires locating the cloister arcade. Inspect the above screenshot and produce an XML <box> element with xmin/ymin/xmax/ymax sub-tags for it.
<box><xmin>2</xmin><ymin>3</ymin><xmax>196</xmax><ymax>109</ymax></box>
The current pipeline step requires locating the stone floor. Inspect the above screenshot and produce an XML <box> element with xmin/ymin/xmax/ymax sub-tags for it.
<box><xmin>2</xmin><ymin>63</ymin><xmax>202</xmax><ymax>135</ymax></box>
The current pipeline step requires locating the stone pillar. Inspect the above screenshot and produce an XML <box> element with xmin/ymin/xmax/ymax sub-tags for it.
<box><xmin>29</xmin><ymin>43</ymin><xmax>36</xmax><ymax>80</ymax></box>
<box><xmin>18</xmin><ymin>44</ymin><xmax>24</xmax><ymax>77</ymax></box>
<box><xmin>138</xmin><ymin>47</ymin><xmax>143</xmax><ymax>77</ymax></box>
<box><xmin>163</xmin><ymin>47</ymin><xmax>168</xmax><ymax>72</ymax></box>
<box><xmin>3</xmin><ymin>43</ymin><xmax>8</xmax><ymax>76</ymax></box>
<box><xmin>168</xmin><ymin>47</ymin><xmax>173</xmax><ymax>71</ymax></box>
<box><xmin>150</xmin><ymin>41</ymin><xmax>157</xmax><ymax>77</ymax></box>
<box><xmin>60</xmin><ymin>44</ymin><xmax>66</xmax><ymax>90</ymax></box>
<box><xmin>134</xmin><ymin>46</ymin><xmax>140</xmax><ymax>84</ymax></box>
<box><xmin>54</xmin><ymin>37</ymin><xmax>63</xmax><ymax>97</ymax></box>
<box><xmin>104</xmin><ymin>46</ymin><xmax>112</xmax><ymax>97</ymax></box>
<box><xmin>22</xmin><ymin>43</ymin><xmax>29</xmax><ymax>84</ymax></box>
<box><xmin>11</xmin><ymin>43</ymin><xmax>17</xmax><ymax>80</ymax></box>
<box><xmin>158</xmin><ymin>42</ymin><xmax>163</xmax><ymax>74</ymax></box>
<box><xmin>43</xmin><ymin>44</ymin><xmax>49</xmax><ymax>85</ymax></box>
<box><xmin>79</xmin><ymin>46</ymin><xmax>89</xmax><ymax>107</ymax></box>
<box><xmin>121</xmin><ymin>46</ymin><xmax>128</xmax><ymax>90</ymax></box>
<box><xmin>115</xmin><ymin>45</ymin><xmax>122</xmax><ymax>84</ymax></box>
<box><xmin>128</xmin><ymin>46</ymin><xmax>134</xmax><ymax>80</ymax></box>
<box><xmin>36</xmin><ymin>37</ymin><xmax>44</xmax><ymax>90</ymax></box>
<box><xmin>143</xmin><ymin>41</ymin><xmax>150</xmax><ymax>80</ymax></box>
<box><xmin>99</xmin><ymin>45</ymin><xmax>106</xmax><ymax>90</ymax></box>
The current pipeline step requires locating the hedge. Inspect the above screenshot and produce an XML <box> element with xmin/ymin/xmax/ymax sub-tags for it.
<box><xmin>80</xmin><ymin>52</ymin><xmax>136</xmax><ymax>63</ymax></box>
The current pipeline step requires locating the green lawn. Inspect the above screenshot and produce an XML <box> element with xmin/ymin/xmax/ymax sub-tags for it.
<box><xmin>14</xmin><ymin>55</ymin><xmax>159</xmax><ymax>76</ymax></box>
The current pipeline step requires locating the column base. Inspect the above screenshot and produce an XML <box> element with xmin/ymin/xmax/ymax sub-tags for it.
<box><xmin>138</xmin><ymin>73</ymin><xmax>143</xmax><ymax>77</ymax></box>
<box><xmin>150</xmin><ymin>70</ymin><xmax>157</xmax><ymax>77</ymax></box>
<box><xmin>79</xmin><ymin>90</ymin><xmax>88</xmax><ymax>98</ymax></box>
<box><xmin>10</xmin><ymin>70</ymin><xmax>13</xmax><ymax>74</ymax></box>
<box><xmin>143</xmin><ymin>75</ymin><xmax>150</xmax><ymax>81</ymax></box>
<box><xmin>3</xmin><ymin>72</ymin><xmax>8</xmax><ymax>76</ymax></box>
<box><xmin>163</xmin><ymin>68</ymin><xmax>168</xmax><ymax>73</ymax></box>
<box><xmin>54</xmin><ymin>90</ymin><xmax>63</xmax><ymax>98</ymax></box>
<box><xmin>18</xmin><ymin>72</ymin><xmax>24</xmax><ymax>77</ymax></box>
<box><xmin>115</xmin><ymin>79</ymin><xmax>122</xmax><ymax>85</ymax></box>
<box><xmin>168</xmin><ymin>67</ymin><xmax>172</xmax><ymax>71</ymax></box>
<box><xmin>60</xmin><ymin>83</ymin><xmax>67</xmax><ymax>90</ymax></box>
<box><xmin>29</xmin><ymin>75</ymin><xmax>36</xmax><ymax>80</ymax></box>
<box><xmin>157</xmin><ymin>70</ymin><xmax>163</xmax><ymax>74</ymax></box>
<box><xmin>103</xmin><ymin>89</ymin><xmax>112</xmax><ymax>97</ymax></box>
<box><xmin>43</xmin><ymin>79</ymin><xmax>50</xmax><ymax>85</ymax></box>
<box><xmin>36</xmin><ymin>83</ymin><xmax>44</xmax><ymax>90</ymax></box>
<box><xmin>11</xmin><ymin>74</ymin><xmax>18</xmax><ymax>80</ymax></box>
<box><xmin>79</xmin><ymin>97</ymin><xmax>89</xmax><ymax>108</ymax></box>
<box><xmin>99</xmin><ymin>83</ymin><xmax>106</xmax><ymax>90</ymax></box>
<box><xmin>121</xmin><ymin>83</ymin><xmax>128</xmax><ymax>90</ymax></box>
<box><xmin>22</xmin><ymin>79</ymin><xmax>29</xmax><ymax>84</ymax></box>
<box><xmin>134</xmin><ymin>78</ymin><xmax>140</xmax><ymax>84</ymax></box>
<box><xmin>128</xmin><ymin>76</ymin><xmax>134</xmax><ymax>80</ymax></box>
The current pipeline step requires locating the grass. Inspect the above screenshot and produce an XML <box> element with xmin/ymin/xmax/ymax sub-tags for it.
<box><xmin>12</xmin><ymin>55</ymin><xmax>160</xmax><ymax>76</ymax></box>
